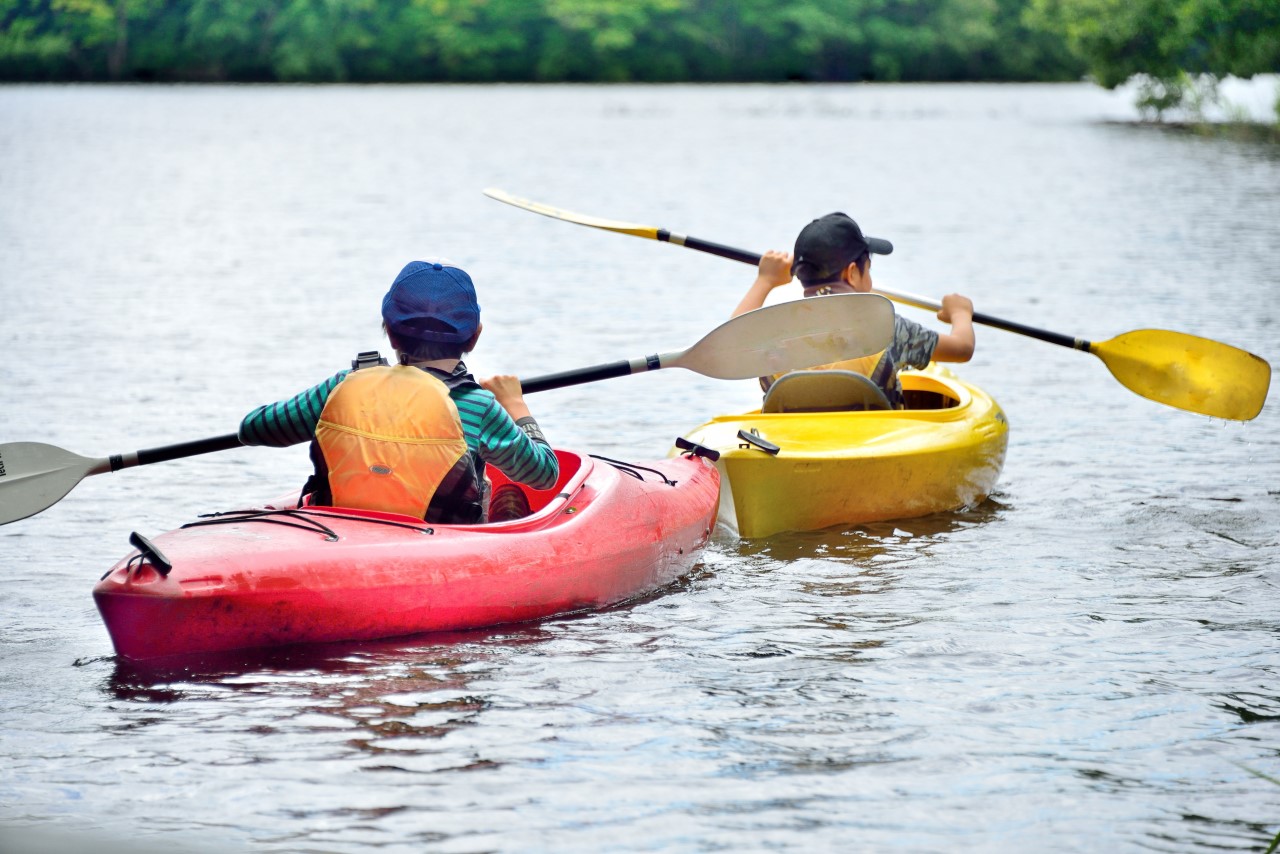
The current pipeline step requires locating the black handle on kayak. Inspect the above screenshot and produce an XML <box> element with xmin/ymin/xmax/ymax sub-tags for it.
<box><xmin>736</xmin><ymin>429</ymin><xmax>780</xmax><ymax>456</ymax></box>
<box><xmin>674</xmin><ymin>436</ymin><xmax>721</xmax><ymax>462</ymax></box>
<box><xmin>128</xmin><ymin>531</ymin><xmax>174</xmax><ymax>576</ymax></box>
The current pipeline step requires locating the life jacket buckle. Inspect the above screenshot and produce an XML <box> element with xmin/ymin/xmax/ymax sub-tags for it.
<box><xmin>351</xmin><ymin>351</ymin><xmax>389</xmax><ymax>371</ymax></box>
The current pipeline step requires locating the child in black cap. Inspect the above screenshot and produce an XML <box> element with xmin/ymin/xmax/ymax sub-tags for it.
<box><xmin>731</xmin><ymin>212</ymin><xmax>975</xmax><ymax>408</ymax></box>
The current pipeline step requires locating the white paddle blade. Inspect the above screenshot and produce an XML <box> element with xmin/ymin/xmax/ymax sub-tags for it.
<box><xmin>675</xmin><ymin>294</ymin><xmax>896</xmax><ymax>380</ymax></box>
<box><xmin>0</xmin><ymin>442</ymin><xmax>103</xmax><ymax>525</ymax></box>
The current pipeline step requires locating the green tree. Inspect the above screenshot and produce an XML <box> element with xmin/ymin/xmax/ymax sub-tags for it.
<box><xmin>0</xmin><ymin>0</ymin><xmax>73</xmax><ymax>79</ymax></box>
<box><xmin>0</xmin><ymin>0</ymin><xmax>1088</xmax><ymax>83</ymax></box>
<box><xmin>1028</xmin><ymin>0</ymin><xmax>1280</xmax><ymax>118</ymax></box>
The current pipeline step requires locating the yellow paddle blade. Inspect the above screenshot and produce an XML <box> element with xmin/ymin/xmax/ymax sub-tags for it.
<box><xmin>1091</xmin><ymin>329</ymin><xmax>1271</xmax><ymax>421</ymax></box>
<box><xmin>483</xmin><ymin>188</ymin><xmax>660</xmax><ymax>239</ymax></box>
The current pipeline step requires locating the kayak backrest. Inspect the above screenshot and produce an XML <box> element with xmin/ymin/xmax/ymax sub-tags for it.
<box><xmin>761</xmin><ymin>370</ymin><xmax>892</xmax><ymax>413</ymax></box>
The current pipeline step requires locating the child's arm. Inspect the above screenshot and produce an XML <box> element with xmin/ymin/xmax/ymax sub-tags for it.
<box><xmin>731</xmin><ymin>250</ymin><xmax>793</xmax><ymax>318</ymax></box>
<box><xmin>931</xmin><ymin>294</ymin><xmax>975</xmax><ymax>362</ymax></box>
<box><xmin>238</xmin><ymin>371</ymin><xmax>348</xmax><ymax>446</ymax></box>
<box><xmin>480</xmin><ymin>374</ymin><xmax>532</xmax><ymax>421</ymax></box>
<box><xmin>474</xmin><ymin>378</ymin><xmax>559</xmax><ymax>490</ymax></box>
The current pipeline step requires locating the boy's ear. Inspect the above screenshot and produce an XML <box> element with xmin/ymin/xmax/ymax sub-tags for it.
<box><xmin>464</xmin><ymin>323</ymin><xmax>483</xmax><ymax>354</ymax></box>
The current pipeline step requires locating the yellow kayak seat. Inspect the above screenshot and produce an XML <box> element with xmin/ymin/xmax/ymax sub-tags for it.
<box><xmin>761</xmin><ymin>370</ymin><xmax>892</xmax><ymax>413</ymax></box>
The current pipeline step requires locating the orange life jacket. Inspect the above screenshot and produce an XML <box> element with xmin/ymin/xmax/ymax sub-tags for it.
<box><xmin>311</xmin><ymin>365</ymin><xmax>475</xmax><ymax>519</ymax></box>
<box><xmin>761</xmin><ymin>350</ymin><xmax>886</xmax><ymax>391</ymax></box>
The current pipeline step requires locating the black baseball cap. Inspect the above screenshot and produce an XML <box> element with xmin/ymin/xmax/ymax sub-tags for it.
<box><xmin>792</xmin><ymin>212</ymin><xmax>893</xmax><ymax>285</ymax></box>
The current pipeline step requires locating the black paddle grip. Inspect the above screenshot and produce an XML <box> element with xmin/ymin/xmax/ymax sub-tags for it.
<box><xmin>972</xmin><ymin>312</ymin><xmax>1083</xmax><ymax>350</ymax></box>
<box><xmin>134</xmin><ymin>433</ymin><xmax>244</xmax><ymax>467</ymax></box>
<box><xmin>521</xmin><ymin>361</ymin><xmax>636</xmax><ymax>394</ymax></box>
<box><xmin>679</xmin><ymin>236</ymin><xmax>761</xmax><ymax>266</ymax></box>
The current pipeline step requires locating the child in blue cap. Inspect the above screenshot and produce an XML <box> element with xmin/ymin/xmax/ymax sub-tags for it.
<box><xmin>240</xmin><ymin>259</ymin><xmax>558</xmax><ymax>522</ymax></box>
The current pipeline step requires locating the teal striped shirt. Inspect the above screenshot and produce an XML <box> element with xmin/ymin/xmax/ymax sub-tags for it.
<box><xmin>239</xmin><ymin>365</ymin><xmax>559</xmax><ymax>490</ymax></box>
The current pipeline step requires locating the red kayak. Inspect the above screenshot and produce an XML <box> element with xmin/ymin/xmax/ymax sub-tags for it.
<box><xmin>94</xmin><ymin>449</ymin><xmax>719</xmax><ymax>660</ymax></box>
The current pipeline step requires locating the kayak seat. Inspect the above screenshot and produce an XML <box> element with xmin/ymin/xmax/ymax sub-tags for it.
<box><xmin>762</xmin><ymin>370</ymin><xmax>892</xmax><ymax>413</ymax></box>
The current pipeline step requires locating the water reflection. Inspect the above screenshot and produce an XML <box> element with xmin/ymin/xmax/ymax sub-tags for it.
<box><xmin>6</xmin><ymin>83</ymin><xmax>1279</xmax><ymax>851</ymax></box>
<box><xmin>100</xmin><ymin>626</ymin><xmax>559</xmax><ymax>772</ymax></box>
<box><xmin>1216</xmin><ymin>692</ymin><xmax>1280</xmax><ymax>724</ymax></box>
<box><xmin>731</xmin><ymin>494</ymin><xmax>1009</xmax><ymax>563</ymax></box>
<box><xmin>103</xmin><ymin>627</ymin><xmax>538</xmax><ymax>694</ymax></box>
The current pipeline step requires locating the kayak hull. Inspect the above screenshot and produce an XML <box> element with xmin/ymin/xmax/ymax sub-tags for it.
<box><xmin>93</xmin><ymin>450</ymin><xmax>718</xmax><ymax>660</ymax></box>
<box><xmin>676</xmin><ymin>365</ymin><xmax>1008</xmax><ymax>538</ymax></box>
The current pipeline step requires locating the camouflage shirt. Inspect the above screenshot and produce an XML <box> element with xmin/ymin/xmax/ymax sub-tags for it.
<box><xmin>867</xmin><ymin>314</ymin><xmax>939</xmax><ymax>408</ymax></box>
<box><xmin>760</xmin><ymin>313</ymin><xmax>939</xmax><ymax>408</ymax></box>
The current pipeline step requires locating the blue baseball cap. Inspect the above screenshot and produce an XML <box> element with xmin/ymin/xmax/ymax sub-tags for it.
<box><xmin>382</xmin><ymin>259</ymin><xmax>481</xmax><ymax>344</ymax></box>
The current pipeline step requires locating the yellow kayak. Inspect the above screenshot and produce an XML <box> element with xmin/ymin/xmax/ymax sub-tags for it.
<box><xmin>674</xmin><ymin>364</ymin><xmax>1009</xmax><ymax>538</ymax></box>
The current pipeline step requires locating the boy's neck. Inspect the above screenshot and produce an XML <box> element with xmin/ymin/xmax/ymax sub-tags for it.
<box><xmin>802</xmin><ymin>281</ymin><xmax>857</xmax><ymax>298</ymax></box>
<box><xmin>400</xmin><ymin>355</ymin><xmax>462</xmax><ymax>372</ymax></box>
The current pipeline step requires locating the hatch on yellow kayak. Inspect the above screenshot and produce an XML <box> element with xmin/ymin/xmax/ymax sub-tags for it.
<box><xmin>674</xmin><ymin>364</ymin><xmax>1009</xmax><ymax>539</ymax></box>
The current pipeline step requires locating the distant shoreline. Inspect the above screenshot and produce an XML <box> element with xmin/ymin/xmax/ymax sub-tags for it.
<box><xmin>1103</xmin><ymin>118</ymin><xmax>1280</xmax><ymax>144</ymax></box>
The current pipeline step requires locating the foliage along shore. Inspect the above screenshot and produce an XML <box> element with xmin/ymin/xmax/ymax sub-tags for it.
<box><xmin>1151</xmin><ymin>121</ymin><xmax>1280</xmax><ymax>144</ymax></box>
<box><xmin>0</xmin><ymin>0</ymin><xmax>1087</xmax><ymax>84</ymax></box>
<box><xmin>1</xmin><ymin>0</ymin><xmax>1276</xmax><ymax>126</ymax></box>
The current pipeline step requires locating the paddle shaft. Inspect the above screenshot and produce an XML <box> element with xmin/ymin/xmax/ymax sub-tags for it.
<box><xmin>79</xmin><ymin>365</ymin><xmax>635</xmax><ymax>475</ymax></box>
<box><xmin>522</xmin><ymin>293</ymin><xmax>893</xmax><ymax>392</ymax></box>
<box><xmin>663</xmin><ymin>238</ymin><xmax>1088</xmax><ymax>352</ymax></box>
<box><xmin>521</xmin><ymin>356</ymin><xmax>662</xmax><ymax>394</ymax></box>
<box><xmin>657</xmin><ymin>230</ymin><xmax>760</xmax><ymax>267</ymax></box>
<box><xmin>484</xmin><ymin>189</ymin><xmax>1269</xmax><ymax>420</ymax></box>
<box><xmin>0</xmin><ymin>367</ymin><xmax>635</xmax><ymax>525</ymax></box>
<box><xmin>9</xmin><ymin>289</ymin><xmax>894</xmax><ymax>527</ymax></box>
<box><xmin>0</xmin><ymin>367</ymin><xmax>651</xmax><ymax>525</ymax></box>
<box><xmin>0</xmin><ymin>433</ymin><xmax>251</xmax><ymax>526</ymax></box>
<box><xmin>108</xmin><ymin>433</ymin><xmax>246</xmax><ymax>472</ymax></box>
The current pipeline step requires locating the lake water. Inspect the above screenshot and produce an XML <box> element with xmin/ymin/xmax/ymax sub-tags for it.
<box><xmin>1</xmin><ymin>83</ymin><xmax>1277</xmax><ymax>852</ymax></box>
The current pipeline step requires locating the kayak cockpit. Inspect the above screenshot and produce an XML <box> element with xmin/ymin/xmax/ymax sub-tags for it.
<box><xmin>900</xmin><ymin>368</ymin><xmax>968</xmax><ymax>411</ymax></box>
<box><xmin>480</xmin><ymin>448</ymin><xmax>592</xmax><ymax>524</ymax></box>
